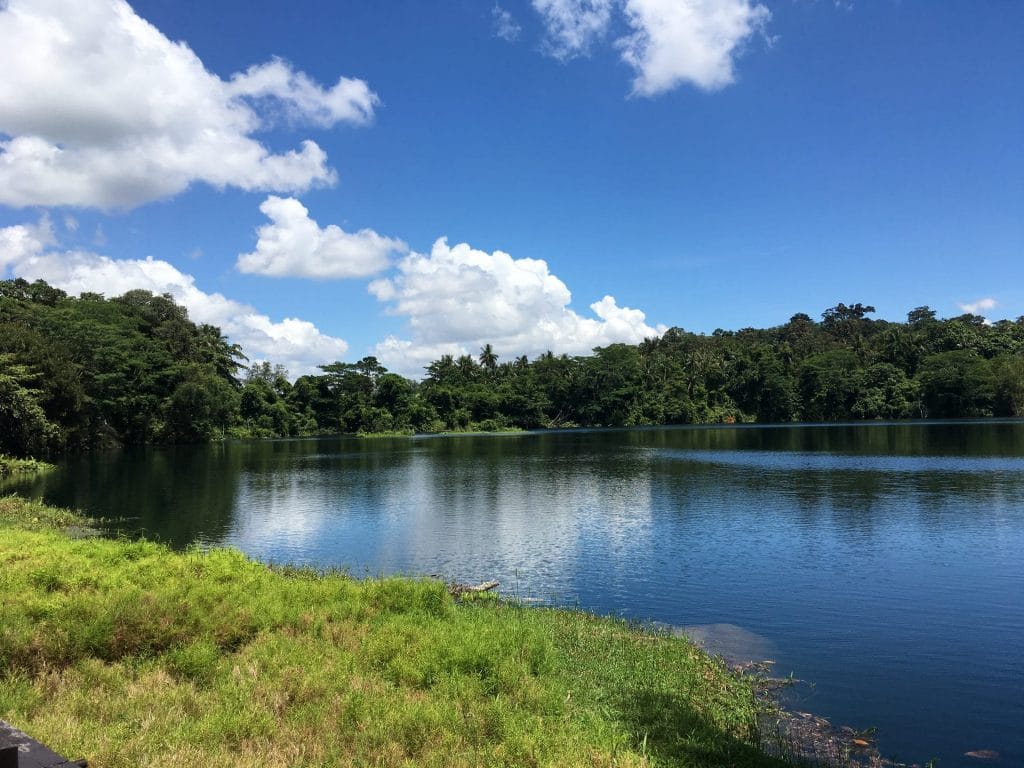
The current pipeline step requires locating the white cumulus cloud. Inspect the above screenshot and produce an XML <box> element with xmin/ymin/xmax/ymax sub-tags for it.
<box><xmin>617</xmin><ymin>0</ymin><xmax>771</xmax><ymax>95</ymax></box>
<box><xmin>0</xmin><ymin>217</ymin><xmax>56</xmax><ymax>272</ymax></box>
<box><xmin>227</xmin><ymin>58</ymin><xmax>378</xmax><ymax>128</ymax></box>
<box><xmin>0</xmin><ymin>219</ymin><xmax>348</xmax><ymax>376</ymax></box>
<box><xmin>237</xmin><ymin>196</ymin><xmax>406</xmax><ymax>279</ymax></box>
<box><xmin>529</xmin><ymin>0</ymin><xmax>769</xmax><ymax>94</ymax></box>
<box><xmin>0</xmin><ymin>0</ymin><xmax>378</xmax><ymax>209</ymax></box>
<box><xmin>532</xmin><ymin>0</ymin><xmax>614</xmax><ymax>59</ymax></box>
<box><xmin>958</xmin><ymin>297</ymin><xmax>998</xmax><ymax>316</ymax></box>
<box><xmin>368</xmin><ymin>237</ymin><xmax>666</xmax><ymax>376</ymax></box>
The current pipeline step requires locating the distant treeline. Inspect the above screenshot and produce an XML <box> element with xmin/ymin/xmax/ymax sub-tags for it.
<box><xmin>2</xmin><ymin>278</ymin><xmax>1022</xmax><ymax>456</ymax></box>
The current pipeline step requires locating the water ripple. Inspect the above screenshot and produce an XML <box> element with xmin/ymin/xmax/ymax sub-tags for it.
<box><xmin>654</xmin><ymin>448</ymin><xmax>1024</xmax><ymax>474</ymax></box>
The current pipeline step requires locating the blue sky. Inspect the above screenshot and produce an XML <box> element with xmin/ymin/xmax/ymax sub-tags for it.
<box><xmin>1</xmin><ymin>0</ymin><xmax>1021</xmax><ymax>376</ymax></box>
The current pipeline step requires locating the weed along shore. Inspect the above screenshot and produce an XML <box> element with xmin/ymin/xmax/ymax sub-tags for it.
<box><xmin>0</xmin><ymin>496</ymin><xmax>792</xmax><ymax>768</ymax></box>
<box><xmin>0</xmin><ymin>455</ymin><xmax>54</xmax><ymax>479</ymax></box>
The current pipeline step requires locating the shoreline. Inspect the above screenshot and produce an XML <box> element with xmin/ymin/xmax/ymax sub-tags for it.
<box><xmin>658</xmin><ymin>625</ymin><xmax>912</xmax><ymax>768</ymax></box>
<box><xmin>0</xmin><ymin>494</ymin><xmax>951</xmax><ymax>768</ymax></box>
<box><xmin>0</xmin><ymin>490</ymin><xmax>980</xmax><ymax>768</ymax></box>
<box><xmin>1</xmin><ymin>495</ymin><xmax>794</xmax><ymax>767</ymax></box>
<box><xmin>0</xmin><ymin>455</ymin><xmax>54</xmax><ymax>478</ymax></box>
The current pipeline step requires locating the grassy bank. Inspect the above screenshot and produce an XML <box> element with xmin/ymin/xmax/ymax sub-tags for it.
<box><xmin>0</xmin><ymin>496</ymin><xmax>790</xmax><ymax>768</ymax></box>
<box><xmin>356</xmin><ymin>427</ymin><xmax>528</xmax><ymax>438</ymax></box>
<box><xmin>0</xmin><ymin>455</ymin><xmax>54</xmax><ymax>478</ymax></box>
<box><xmin>356</xmin><ymin>429</ymin><xmax>417</xmax><ymax>438</ymax></box>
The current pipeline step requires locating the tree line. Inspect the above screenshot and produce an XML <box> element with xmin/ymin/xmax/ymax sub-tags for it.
<box><xmin>2</xmin><ymin>279</ymin><xmax>1022</xmax><ymax>457</ymax></box>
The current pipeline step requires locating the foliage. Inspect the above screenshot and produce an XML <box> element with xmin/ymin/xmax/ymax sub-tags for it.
<box><xmin>0</xmin><ymin>354</ymin><xmax>63</xmax><ymax>456</ymax></box>
<box><xmin>3</xmin><ymin>280</ymin><xmax>1023</xmax><ymax>455</ymax></box>
<box><xmin>0</xmin><ymin>495</ymin><xmax>85</xmax><ymax>529</ymax></box>
<box><xmin>0</xmin><ymin>279</ymin><xmax>245</xmax><ymax>453</ymax></box>
<box><xmin>0</xmin><ymin>456</ymin><xmax>55</xmax><ymax>479</ymax></box>
<box><xmin>916</xmin><ymin>350</ymin><xmax>995</xmax><ymax>418</ymax></box>
<box><xmin>0</xmin><ymin>496</ymin><xmax>790</xmax><ymax>768</ymax></box>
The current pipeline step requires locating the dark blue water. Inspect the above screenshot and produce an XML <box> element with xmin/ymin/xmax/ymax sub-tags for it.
<box><xmin>9</xmin><ymin>421</ymin><xmax>1024</xmax><ymax>767</ymax></box>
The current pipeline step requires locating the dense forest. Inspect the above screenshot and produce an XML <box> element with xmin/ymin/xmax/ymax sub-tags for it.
<box><xmin>2</xmin><ymin>277</ymin><xmax>1022</xmax><ymax>456</ymax></box>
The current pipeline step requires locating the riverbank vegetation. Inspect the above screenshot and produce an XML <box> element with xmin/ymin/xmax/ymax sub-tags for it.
<box><xmin>0</xmin><ymin>455</ymin><xmax>54</xmax><ymax>477</ymax></box>
<box><xmin>0</xmin><ymin>495</ymin><xmax>790</xmax><ymax>767</ymax></box>
<box><xmin>3</xmin><ymin>277</ymin><xmax>1022</xmax><ymax>455</ymax></box>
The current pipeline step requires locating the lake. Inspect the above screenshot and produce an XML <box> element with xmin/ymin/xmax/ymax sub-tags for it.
<box><xmin>8</xmin><ymin>421</ymin><xmax>1024</xmax><ymax>767</ymax></box>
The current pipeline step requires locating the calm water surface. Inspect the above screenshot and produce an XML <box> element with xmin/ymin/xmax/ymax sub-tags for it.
<box><xmin>10</xmin><ymin>421</ymin><xmax>1024</xmax><ymax>767</ymax></box>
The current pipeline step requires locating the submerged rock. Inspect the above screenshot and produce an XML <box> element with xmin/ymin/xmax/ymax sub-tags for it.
<box><xmin>964</xmin><ymin>750</ymin><xmax>1000</xmax><ymax>760</ymax></box>
<box><xmin>673</xmin><ymin>622</ymin><xmax>777</xmax><ymax>666</ymax></box>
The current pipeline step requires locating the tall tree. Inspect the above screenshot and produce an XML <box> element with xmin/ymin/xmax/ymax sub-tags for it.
<box><xmin>479</xmin><ymin>343</ymin><xmax>498</xmax><ymax>373</ymax></box>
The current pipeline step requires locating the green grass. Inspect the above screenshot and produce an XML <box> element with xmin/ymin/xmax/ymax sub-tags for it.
<box><xmin>432</xmin><ymin>426</ymin><xmax>527</xmax><ymax>436</ymax></box>
<box><xmin>357</xmin><ymin>427</ymin><xmax>528</xmax><ymax>438</ymax></box>
<box><xmin>0</xmin><ymin>495</ymin><xmax>791</xmax><ymax>768</ymax></box>
<box><xmin>356</xmin><ymin>429</ymin><xmax>417</xmax><ymax>438</ymax></box>
<box><xmin>0</xmin><ymin>455</ymin><xmax>55</xmax><ymax>478</ymax></box>
<box><xmin>0</xmin><ymin>495</ymin><xmax>83</xmax><ymax>530</ymax></box>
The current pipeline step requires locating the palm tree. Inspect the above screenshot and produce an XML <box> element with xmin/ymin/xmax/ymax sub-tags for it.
<box><xmin>456</xmin><ymin>354</ymin><xmax>478</xmax><ymax>380</ymax></box>
<box><xmin>479</xmin><ymin>343</ymin><xmax>498</xmax><ymax>373</ymax></box>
